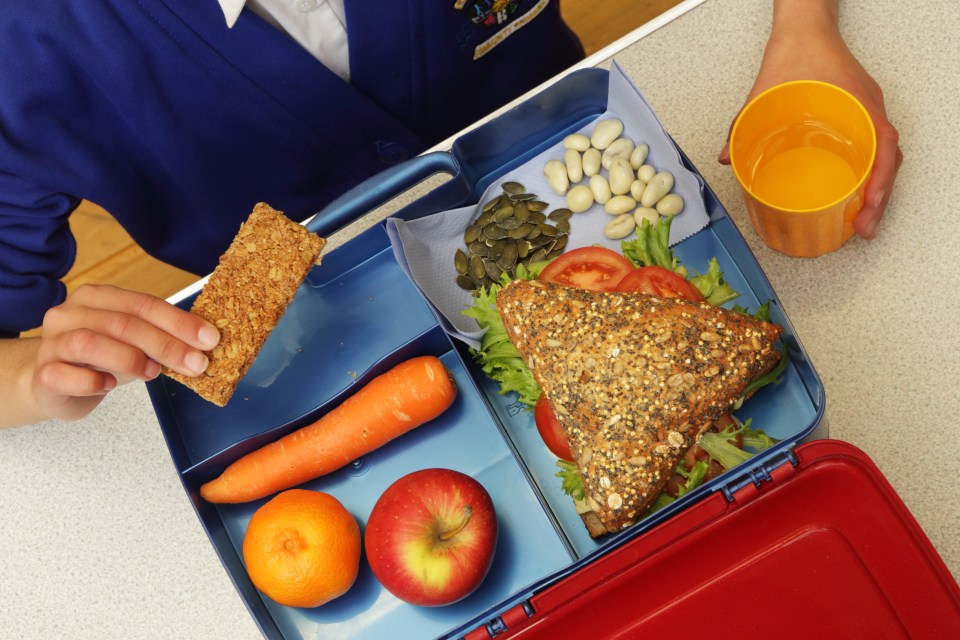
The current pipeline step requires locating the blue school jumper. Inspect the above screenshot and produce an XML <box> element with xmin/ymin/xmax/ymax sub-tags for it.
<box><xmin>0</xmin><ymin>0</ymin><xmax>582</xmax><ymax>333</ymax></box>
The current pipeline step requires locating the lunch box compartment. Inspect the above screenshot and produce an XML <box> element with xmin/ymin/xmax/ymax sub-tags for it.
<box><xmin>173</xmin><ymin>327</ymin><xmax>573</xmax><ymax>640</ymax></box>
<box><xmin>148</xmin><ymin>67</ymin><xmax>838</xmax><ymax>640</ymax></box>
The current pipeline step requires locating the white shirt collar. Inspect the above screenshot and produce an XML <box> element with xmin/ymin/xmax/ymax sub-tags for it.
<box><xmin>218</xmin><ymin>0</ymin><xmax>246</xmax><ymax>28</ymax></box>
<box><xmin>214</xmin><ymin>0</ymin><xmax>351</xmax><ymax>81</ymax></box>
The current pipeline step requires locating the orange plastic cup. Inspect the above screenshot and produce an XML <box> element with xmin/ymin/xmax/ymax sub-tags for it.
<box><xmin>729</xmin><ymin>80</ymin><xmax>876</xmax><ymax>257</ymax></box>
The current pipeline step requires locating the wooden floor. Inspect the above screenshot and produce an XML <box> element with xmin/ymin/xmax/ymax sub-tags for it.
<box><xmin>44</xmin><ymin>0</ymin><xmax>682</xmax><ymax>335</ymax></box>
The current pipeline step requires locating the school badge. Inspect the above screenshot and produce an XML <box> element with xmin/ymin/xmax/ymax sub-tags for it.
<box><xmin>455</xmin><ymin>0</ymin><xmax>550</xmax><ymax>59</ymax></box>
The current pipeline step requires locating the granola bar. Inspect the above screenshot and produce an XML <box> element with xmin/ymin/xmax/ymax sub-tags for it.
<box><xmin>163</xmin><ymin>202</ymin><xmax>326</xmax><ymax>406</ymax></box>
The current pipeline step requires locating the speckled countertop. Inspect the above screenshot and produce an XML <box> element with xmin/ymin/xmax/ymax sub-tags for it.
<box><xmin>2</xmin><ymin>1</ymin><xmax>957</xmax><ymax>638</ymax></box>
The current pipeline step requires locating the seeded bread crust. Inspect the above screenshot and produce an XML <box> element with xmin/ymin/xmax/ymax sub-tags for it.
<box><xmin>163</xmin><ymin>203</ymin><xmax>326</xmax><ymax>406</ymax></box>
<box><xmin>496</xmin><ymin>279</ymin><xmax>783</xmax><ymax>536</ymax></box>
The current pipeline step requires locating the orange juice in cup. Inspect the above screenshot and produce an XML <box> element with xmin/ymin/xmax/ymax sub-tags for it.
<box><xmin>730</xmin><ymin>80</ymin><xmax>876</xmax><ymax>257</ymax></box>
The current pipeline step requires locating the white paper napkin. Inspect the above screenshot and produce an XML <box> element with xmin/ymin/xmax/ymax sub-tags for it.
<box><xmin>387</xmin><ymin>61</ymin><xmax>710</xmax><ymax>350</ymax></box>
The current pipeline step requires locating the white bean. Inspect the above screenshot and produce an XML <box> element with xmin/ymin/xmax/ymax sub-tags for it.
<box><xmin>656</xmin><ymin>193</ymin><xmax>685</xmax><ymax>216</ymax></box>
<box><xmin>590</xmin><ymin>118</ymin><xmax>624</xmax><ymax>150</ymax></box>
<box><xmin>604</xmin><ymin>194</ymin><xmax>637</xmax><ymax>215</ymax></box>
<box><xmin>582</xmin><ymin>147</ymin><xmax>601</xmax><ymax>177</ymax></box>
<box><xmin>564</xmin><ymin>149</ymin><xmax>583</xmax><ymax>184</ymax></box>
<box><xmin>640</xmin><ymin>171</ymin><xmax>675</xmax><ymax>207</ymax></box>
<box><xmin>563</xmin><ymin>133</ymin><xmax>591</xmax><ymax>152</ymax></box>
<box><xmin>608</xmin><ymin>158</ymin><xmax>634</xmax><ymax>196</ymax></box>
<box><xmin>629</xmin><ymin>143</ymin><xmax>650</xmax><ymax>170</ymax></box>
<box><xmin>601</xmin><ymin>138</ymin><xmax>635</xmax><ymax>170</ymax></box>
<box><xmin>589</xmin><ymin>174</ymin><xmax>612</xmax><ymax>205</ymax></box>
<box><xmin>636</xmin><ymin>164</ymin><xmax>657</xmax><ymax>183</ymax></box>
<box><xmin>567</xmin><ymin>185</ymin><xmax>595</xmax><ymax>213</ymax></box>
<box><xmin>633</xmin><ymin>207</ymin><xmax>660</xmax><ymax>227</ymax></box>
<box><xmin>630</xmin><ymin>179</ymin><xmax>646</xmax><ymax>201</ymax></box>
<box><xmin>604</xmin><ymin>213</ymin><xmax>636</xmax><ymax>239</ymax></box>
<box><xmin>543</xmin><ymin>159</ymin><xmax>569</xmax><ymax>195</ymax></box>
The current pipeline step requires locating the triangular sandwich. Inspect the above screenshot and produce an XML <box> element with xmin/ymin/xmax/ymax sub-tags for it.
<box><xmin>496</xmin><ymin>279</ymin><xmax>783</xmax><ymax>536</ymax></box>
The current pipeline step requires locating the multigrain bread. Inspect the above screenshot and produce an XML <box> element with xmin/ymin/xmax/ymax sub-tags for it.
<box><xmin>496</xmin><ymin>279</ymin><xmax>783</xmax><ymax>536</ymax></box>
<box><xmin>163</xmin><ymin>203</ymin><xmax>326</xmax><ymax>406</ymax></box>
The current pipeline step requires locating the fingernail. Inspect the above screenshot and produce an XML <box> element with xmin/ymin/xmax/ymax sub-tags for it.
<box><xmin>198</xmin><ymin>325</ymin><xmax>220</xmax><ymax>349</ymax></box>
<box><xmin>864</xmin><ymin>218</ymin><xmax>878</xmax><ymax>239</ymax></box>
<box><xmin>144</xmin><ymin>359</ymin><xmax>162</xmax><ymax>380</ymax></box>
<box><xmin>184</xmin><ymin>351</ymin><xmax>209</xmax><ymax>375</ymax></box>
<box><xmin>873</xmin><ymin>189</ymin><xmax>885</xmax><ymax>208</ymax></box>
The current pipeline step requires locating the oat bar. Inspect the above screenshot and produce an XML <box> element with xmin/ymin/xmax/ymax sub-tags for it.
<box><xmin>163</xmin><ymin>202</ymin><xmax>326</xmax><ymax>406</ymax></box>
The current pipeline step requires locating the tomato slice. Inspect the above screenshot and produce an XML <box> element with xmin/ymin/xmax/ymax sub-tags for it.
<box><xmin>615</xmin><ymin>265</ymin><xmax>705</xmax><ymax>302</ymax></box>
<box><xmin>534</xmin><ymin>395</ymin><xmax>574</xmax><ymax>461</ymax></box>
<box><xmin>539</xmin><ymin>246</ymin><xmax>635</xmax><ymax>292</ymax></box>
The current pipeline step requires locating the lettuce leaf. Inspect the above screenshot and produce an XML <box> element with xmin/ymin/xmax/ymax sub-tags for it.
<box><xmin>732</xmin><ymin>301</ymin><xmax>772</xmax><ymax>321</ymax></box>
<box><xmin>648</xmin><ymin>459</ymin><xmax>710</xmax><ymax>513</ymax></box>
<box><xmin>699</xmin><ymin>417</ymin><xmax>779</xmax><ymax>471</ymax></box>
<box><xmin>555</xmin><ymin>460</ymin><xmax>586</xmax><ymax>501</ymax></box>
<box><xmin>621</xmin><ymin>216</ymin><xmax>742</xmax><ymax>305</ymax></box>
<box><xmin>621</xmin><ymin>216</ymin><xmax>688</xmax><ymax>277</ymax></box>
<box><xmin>689</xmin><ymin>257</ymin><xmax>740</xmax><ymax>306</ymax></box>
<box><xmin>741</xmin><ymin>348</ymin><xmax>789</xmax><ymax>400</ymax></box>
<box><xmin>462</xmin><ymin>263</ymin><xmax>544</xmax><ymax>407</ymax></box>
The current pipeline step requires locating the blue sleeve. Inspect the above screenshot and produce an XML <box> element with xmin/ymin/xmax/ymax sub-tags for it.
<box><xmin>0</xmin><ymin>170</ymin><xmax>78</xmax><ymax>333</ymax></box>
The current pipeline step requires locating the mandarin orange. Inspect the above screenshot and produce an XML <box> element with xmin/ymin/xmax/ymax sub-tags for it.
<box><xmin>242</xmin><ymin>489</ymin><xmax>361</xmax><ymax>608</ymax></box>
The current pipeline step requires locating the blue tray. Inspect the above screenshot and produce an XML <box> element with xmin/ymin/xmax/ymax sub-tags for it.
<box><xmin>147</xmin><ymin>68</ymin><xmax>824</xmax><ymax>640</ymax></box>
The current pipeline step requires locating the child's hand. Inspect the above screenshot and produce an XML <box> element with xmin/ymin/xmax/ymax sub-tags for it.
<box><xmin>718</xmin><ymin>0</ymin><xmax>902</xmax><ymax>239</ymax></box>
<box><xmin>29</xmin><ymin>284</ymin><xmax>220</xmax><ymax>421</ymax></box>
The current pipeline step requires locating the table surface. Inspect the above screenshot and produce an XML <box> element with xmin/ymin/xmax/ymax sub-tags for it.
<box><xmin>3</xmin><ymin>0</ymin><xmax>958</xmax><ymax>638</ymax></box>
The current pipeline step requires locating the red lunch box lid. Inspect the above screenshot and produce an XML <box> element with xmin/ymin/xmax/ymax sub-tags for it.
<box><xmin>488</xmin><ymin>439</ymin><xmax>960</xmax><ymax>639</ymax></box>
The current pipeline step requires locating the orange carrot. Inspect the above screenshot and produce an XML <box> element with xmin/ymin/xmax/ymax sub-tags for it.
<box><xmin>200</xmin><ymin>355</ymin><xmax>457</xmax><ymax>503</ymax></box>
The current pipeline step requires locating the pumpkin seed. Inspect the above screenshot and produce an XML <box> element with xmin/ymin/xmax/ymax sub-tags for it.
<box><xmin>454</xmin><ymin>248</ymin><xmax>468</xmax><ymax>275</ymax></box>
<box><xmin>464</xmin><ymin>225</ymin><xmax>482</xmax><ymax>243</ymax></box>
<box><xmin>456</xmin><ymin>274</ymin><xmax>475</xmax><ymax>290</ymax></box>
<box><xmin>470</xmin><ymin>255</ymin><xmax>486</xmax><ymax>279</ymax></box>
<box><xmin>484</xmin><ymin>259</ymin><xmax>502</xmax><ymax>281</ymax></box>
<box><xmin>497</xmin><ymin>216</ymin><xmax>523</xmax><ymax>230</ymax></box>
<box><xmin>538</xmin><ymin>223</ymin><xmax>558</xmax><ymax>237</ymax></box>
<box><xmin>529</xmin><ymin>248</ymin><xmax>549</xmax><ymax>263</ymax></box>
<box><xmin>529</xmin><ymin>234</ymin><xmax>551</xmax><ymax>248</ymax></box>
<box><xmin>483</xmin><ymin>225</ymin><xmax>507</xmax><ymax>241</ymax></box>
<box><xmin>509</xmin><ymin>223</ymin><xmax>534</xmax><ymax>239</ymax></box>
<box><xmin>456</xmin><ymin>187</ymin><xmax>573</xmax><ymax>293</ymax></box>
<box><xmin>497</xmin><ymin>242</ymin><xmax>518</xmax><ymax>270</ymax></box>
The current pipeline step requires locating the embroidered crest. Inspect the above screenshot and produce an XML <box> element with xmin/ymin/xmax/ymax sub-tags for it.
<box><xmin>454</xmin><ymin>0</ymin><xmax>550</xmax><ymax>59</ymax></box>
<box><xmin>460</xmin><ymin>0</ymin><xmax>521</xmax><ymax>27</ymax></box>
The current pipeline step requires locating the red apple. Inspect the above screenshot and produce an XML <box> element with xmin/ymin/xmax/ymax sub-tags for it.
<box><xmin>364</xmin><ymin>468</ymin><xmax>498</xmax><ymax>607</ymax></box>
